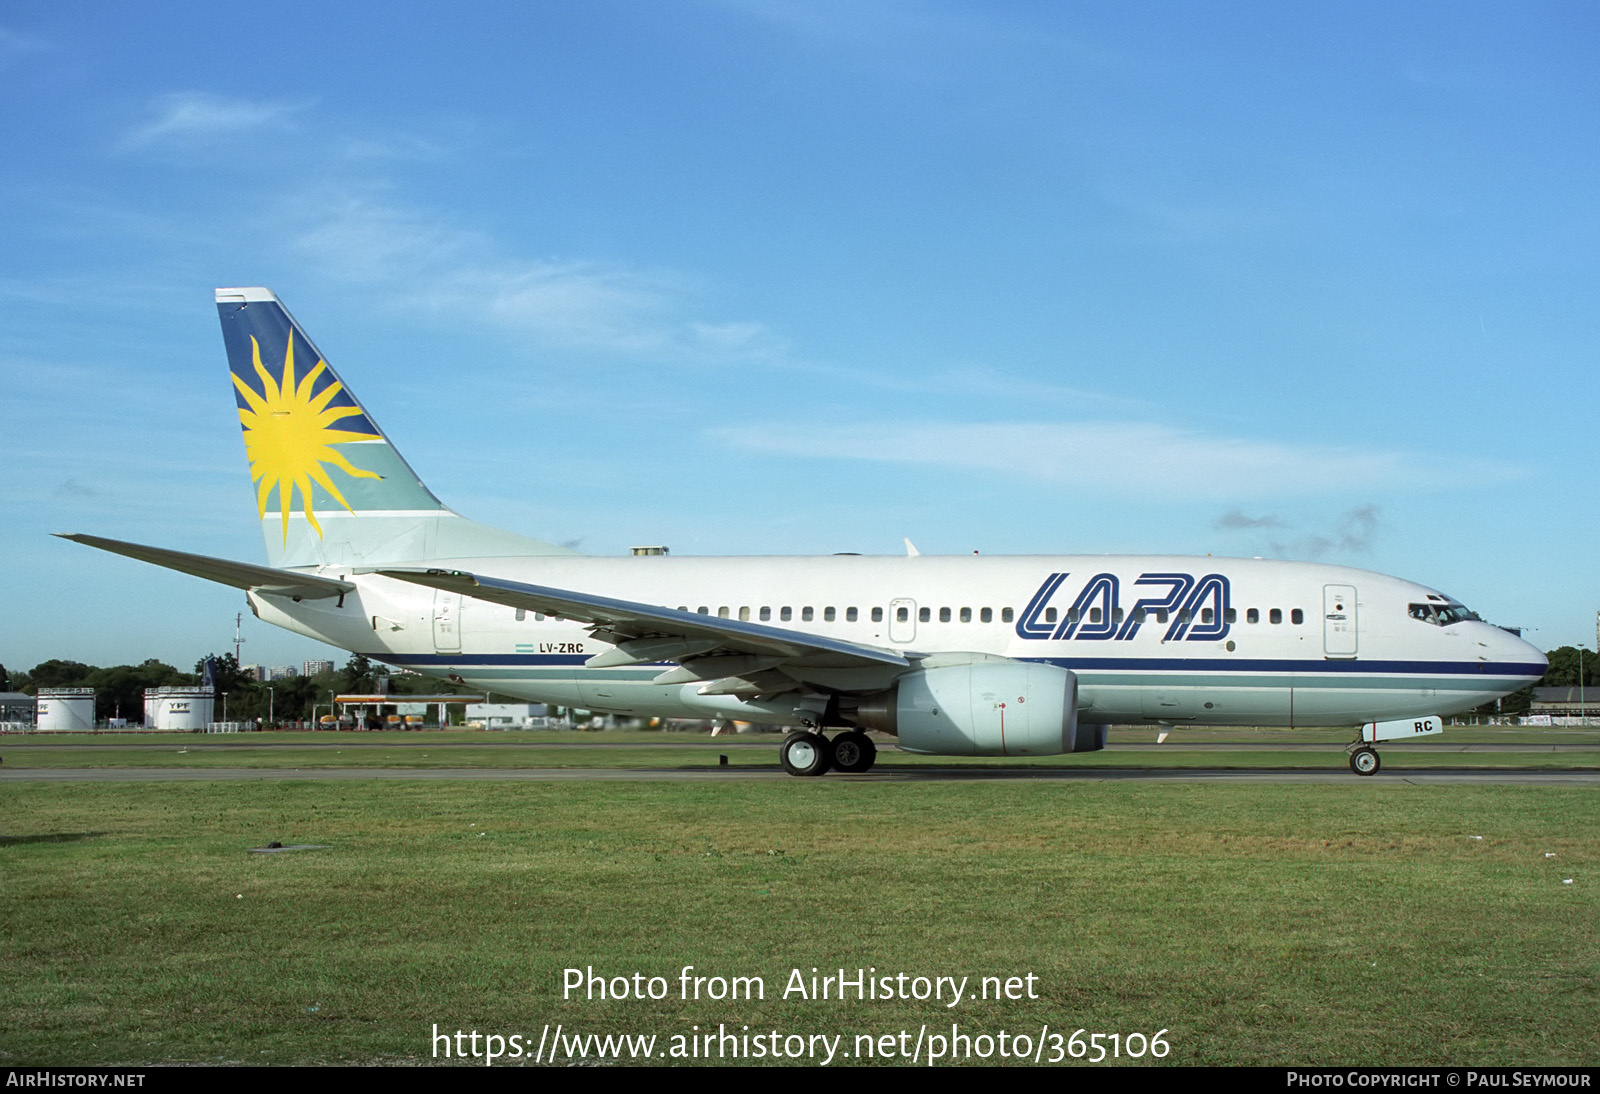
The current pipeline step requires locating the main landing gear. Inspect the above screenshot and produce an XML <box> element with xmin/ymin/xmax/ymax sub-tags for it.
<box><xmin>1348</xmin><ymin>746</ymin><xmax>1381</xmax><ymax>776</ymax></box>
<box><xmin>779</xmin><ymin>729</ymin><xmax>878</xmax><ymax>776</ymax></box>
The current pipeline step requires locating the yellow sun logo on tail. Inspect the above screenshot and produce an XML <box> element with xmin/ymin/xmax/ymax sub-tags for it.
<box><xmin>234</xmin><ymin>335</ymin><xmax>383</xmax><ymax>543</ymax></box>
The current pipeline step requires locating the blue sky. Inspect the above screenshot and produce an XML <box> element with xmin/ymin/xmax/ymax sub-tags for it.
<box><xmin>3</xmin><ymin>1</ymin><xmax>1596</xmax><ymax>672</ymax></box>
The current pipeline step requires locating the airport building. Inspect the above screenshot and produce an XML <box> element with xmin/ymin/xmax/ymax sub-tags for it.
<box><xmin>1</xmin><ymin>691</ymin><xmax>37</xmax><ymax>729</ymax></box>
<box><xmin>330</xmin><ymin>693</ymin><xmax>483</xmax><ymax>729</ymax></box>
<box><xmin>1528</xmin><ymin>687</ymin><xmax>1598</xmax><ymax>724</ymax></box>
<box><xmin>465</xmin><ymin>702</ymin><xmax>552</xmax><ymax>729</ymax></box>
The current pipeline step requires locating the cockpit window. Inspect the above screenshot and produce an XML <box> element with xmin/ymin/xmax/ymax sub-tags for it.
<box><xmin>1408</xmin><ymin>601</ymin><xmax>1482</xmax><ymax>627</ymax></box>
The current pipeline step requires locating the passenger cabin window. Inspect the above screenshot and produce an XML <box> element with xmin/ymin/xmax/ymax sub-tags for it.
<box><xmin>980</xmin><ymin>608</ymin><xmax>992</xmax><ymax>623</ymax></box>
<box><xmin>698</xmin><ymin>606</ymin><xmax>709</xmax><ymax>615</ymax></box>
<box><xmin>780</xmin><ymin>607</ymin><xmax>792</xmax><ymax>621</ymax></box>
<box><xmin>1225</xmin><ymin>608</ymin><xmax>1237</xmax><ymax>624</ymax></box>
<box><xmin>1044</xmin><ymin>607</ymin><xmax>1057</xmax><ymax>624</ymax></box>
<box><xmin>847</xmin><ymin>607</ymin><xmax>858</xmax><ymax>622</ymax></box>
<box><xmin>718</xmin><ymin>607</ymin><xmax>729</xmax><ymax>618</ymax></box>
<box><xmin>1291</xmin><ymin>609</ymin><xmax>1304</xmax><ymax>625</ymax></box>
<box><xmin>1247</xmin><ymin>608</ymin><xmax>1259</xmax><ymax>624</ymax></box>
<box><xmin>961</xmin><ymin>607</ymin><xmax>972</xmax><ymax>623</ymax></box>
<box><xmin>515</xmin><ymin>608</ymin><xmax>525</xmax><ymax>622</ymax></box>
<box><xmin>896</xmin><ymin>607</ymin><xmax>908</xmax><ymax>622</ymax></box>
<box><xmin>739</xmin><ymin>606</ymin><xmax>750</xmax><ymax>621</ymax></box>
<box><xmin>1270</xmin><ymin>609</ymin><xmax>1282</xmax><ymax>624</ymax></box>
<box><xmin>760</xmin><ymin>607</ymin><xmax>771</xmax><ymax>621</ymax></box>
<box><xmin>1201</xmin><ymin>608</ymin><xmax>1213</xmax><ymax>625</ymax></box>
<box><xmin>872</xmin><ymin>607</ymin><xmax>883</xmax><ymax>623</ymax></box>
<box><xmin>1001</xmin><ymin>608</ymin><xmax>1013</xmax><ymax>623</ymax></box>
<box><xmin>802</xmin><ymin>606</ymin><xmax>813</xmax><ymax>622</ymax></box>
<box><xmin>919</xmin><ymin>607</ymin><xmax>931</xmax><ymax>623</ymax></box>
<box><xmin>940</xmin><ymin>607</ymin><xmax>951</xmax><ymax>623</ymax></box>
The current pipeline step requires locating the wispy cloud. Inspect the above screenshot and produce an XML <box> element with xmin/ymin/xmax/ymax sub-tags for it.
<box><xmin>120</xmin><ymin>92</ymin><xmax>308</xmax><ymax>150</ymax></box>
<box><xmin>720</xmin><ymin>0</ymin><xmax>1120</xmax><ymax>82</ymax></box>
<box><xmin>1280</xmin><ymin>504</ymin><xmax>1382</xmax><ymax>559</ymax></box>
<box><xmin>714</xmin><ymin>421</ymin><xmax>1524</xmax><ymax>500</ymax></box>
<box><xmin>0</xmin><ymin>25</ymin><xmax>51</xmax><ymax>70</ymax></box>
<box><xmin>285</xmin><ymin>191</ymin><xmax>785</xmax><ymax>360</ymax></box>
<box><xmin>1213</xmin><ymin>509</ymin><xmax>1287</xmax><ymax>530</ymax></box>
<box><xmin>52</xmin><ymin>478</ymin><xmax>98</xmax><ymax>500</ymax></box>
<box><xmin>812</xmin><ymin>363</ymin><xmax>1154</xmax><ymax>414</ymax></box>
<box><xmin>1216</xmin><ymin>505</ymin><xmax>1385</xmax><ymax>560</ymax></box>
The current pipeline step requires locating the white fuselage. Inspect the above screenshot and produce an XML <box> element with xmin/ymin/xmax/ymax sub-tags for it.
<box><xmin>248</xmin><ymin>553</ymin><xmax>1546</xmax><ymax>728</ymax></box>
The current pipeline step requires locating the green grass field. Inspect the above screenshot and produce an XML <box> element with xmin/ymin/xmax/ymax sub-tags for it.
<box><xmin>2</xmin><ymin>729</ymin><xmax>1596</xmax><ymax>1066</ymax></box>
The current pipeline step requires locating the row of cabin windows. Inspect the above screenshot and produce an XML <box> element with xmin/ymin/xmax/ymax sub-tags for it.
<box><xmin>515</xmin><ymin>606</ymin><xmax>1306</xmax><ymax>625</ymax></box>
<box><xmin>677</xmin><ymin>606</ymin><xmax>1017</xmax><ymax>623</ymax></box>
<box><xmin>1033</xmin><ymin>606</ymin><xmax>1306</xmax><ymax>626</ymax></box>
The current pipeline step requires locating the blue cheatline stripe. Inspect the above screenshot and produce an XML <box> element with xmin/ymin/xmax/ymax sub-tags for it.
<box><xmin>379</xmin><ymin>651</ymin><xmax>1542</xmax><ymax>678</ymax></box>
<box><xmin>387</xmin><ymin>654</ymin><xmax>592</xmax><ymax>667</ymax></box>
<box><xmin>1029</xmin><ymin>656</ymin><xmax>1545</xmax><ymax>677</ymax></box>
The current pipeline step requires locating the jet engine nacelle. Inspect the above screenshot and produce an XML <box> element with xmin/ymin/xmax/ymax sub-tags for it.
<box><xmin>856</xmin><ymin>661</ymin><xmax>1081</xmax><ymax>756</ymax></box>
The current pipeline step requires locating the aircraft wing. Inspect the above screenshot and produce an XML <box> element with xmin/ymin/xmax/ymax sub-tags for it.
<box><xmin>58</xmin><ymin>533</ymin><xmax>355</xmax><ymax>600</ymax></box>
<box><xmin>379</xmin><ymin>568</ymin><xmax>914</xmax><ymax>677</ymax></box>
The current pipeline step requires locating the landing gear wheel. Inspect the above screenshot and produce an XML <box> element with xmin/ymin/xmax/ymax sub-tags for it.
<box><xmin>830</xmin><ymin>731</ymin><xmax>877</xmax><ymax>774</ymax></box>
<box><xmin>780</xmin><ymin>731</ymin><xmax>833</xmax><ymax>777</ymax></box>
<box><xmin>1350</xmin><ymin>747</ymin><xmax>1381</xmax><ymax>776</ymax></box>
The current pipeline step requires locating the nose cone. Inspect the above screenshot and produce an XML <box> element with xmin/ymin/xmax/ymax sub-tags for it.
<box><xmin>1498</xmin><ymin>628</ymin><xmax>1548</xmax><ymax>682</ymax></box>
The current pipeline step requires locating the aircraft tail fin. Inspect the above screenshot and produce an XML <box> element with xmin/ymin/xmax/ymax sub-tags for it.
<box><xmin>215</xmin><ymin>287</ymin><xmax>575</xmax><ymax>568</ymax></box>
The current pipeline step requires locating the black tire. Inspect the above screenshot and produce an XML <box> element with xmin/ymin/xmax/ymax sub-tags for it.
<box><xmin>780</xmin><ymin>731</ymin><xmax>832</xmax><ymax>776</ymax></box>
<box><xmin>1350</xmin><ymin>747</ymin><xmax>1380</xmax><ymax>776</ymax></box>
<box><xmin>831</xmin><ymin>731</ymin><xmax>877</xmax><ymax>774</ymax></box>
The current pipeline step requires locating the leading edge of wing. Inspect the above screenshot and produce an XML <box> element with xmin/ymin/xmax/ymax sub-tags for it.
<box><xmin>57</xmin><ymin>533</ymin><xmax>355</xmax><ymax>600</ymax></box>
<box><xmin>379</xmin><ymin>568</ymin><xmax>914</xmax><ymax>670</ymax></box>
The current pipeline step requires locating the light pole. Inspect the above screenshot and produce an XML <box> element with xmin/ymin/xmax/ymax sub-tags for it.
<box><xmin>267</xmin><ymin>685</ymin><xmax>274</xmax><ymax>728</ymax></box>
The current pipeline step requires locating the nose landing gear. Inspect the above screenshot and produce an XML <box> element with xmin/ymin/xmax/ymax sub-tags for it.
<box><xmin>1348</xmin><ymin>746</ymin><xmax>1381</xmax><ymax>776</ymax></box>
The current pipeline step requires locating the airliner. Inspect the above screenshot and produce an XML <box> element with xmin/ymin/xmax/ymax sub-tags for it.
<box><xmin>61</xmin><ymin>287</ymin><xmax>1547</xmax><ymax>776</ymax></box>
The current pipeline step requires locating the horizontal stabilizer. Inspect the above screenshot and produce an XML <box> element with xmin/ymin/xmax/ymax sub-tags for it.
<box><xmin>57</xmin><ymin>533</ymin><xmax>354</xmax><ymax>600</ymax></box>
<box><xmin>380</xmin><ymin>568</ymin><xmax>912</xmax><ymax>670</ymax></box>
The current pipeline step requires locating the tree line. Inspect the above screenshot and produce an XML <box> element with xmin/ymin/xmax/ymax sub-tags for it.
<box><xmin>1</xmin><ymin>653</ymin><xmax>476</xmax><ymax>726</ymax></box>
<box><xmin>1487</xmin><ymin>644</ymin><xmax>1600</xmax><ymax>716</ymax></box>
